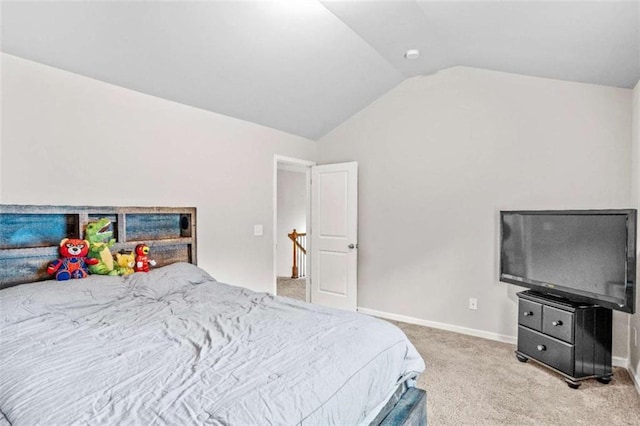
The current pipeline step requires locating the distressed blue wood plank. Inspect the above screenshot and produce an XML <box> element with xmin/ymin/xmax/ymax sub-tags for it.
<box><xmin>380</xmin><ymin>388</ymin><xmax>427</xmax><ymax>426</ymax></box>
<box><xmin>131</xmin><ymin>244</ymin><xmax>192</xmax><ymax>269</ymax></box>
<box><xmin>126</xmin><ymin>214</ymin><xmax>182</xmax><ymax>241</ymax></box>
<box><xmin>0</xmin><ymin>214</ymin><xmax>76</xmax><ymax>249</ymax></box>
<box><xmin>0</xmin><ymin>255</ymin><xmax>54</xmax><ymax>287</ymax></box>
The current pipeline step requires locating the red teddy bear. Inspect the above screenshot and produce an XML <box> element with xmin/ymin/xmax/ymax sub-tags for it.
<box><xmin>47</xmin><ymin>238</ymin><xmax>99</xmax><ymax>281</ymax></box>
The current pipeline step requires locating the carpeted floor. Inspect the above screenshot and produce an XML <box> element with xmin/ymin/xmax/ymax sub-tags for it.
<box><xmin>275</xmin><ymin>281</ymin><xmax>640</xmax><ymax>424</ymax></box>
<box><xmin>391</xmin><ymin>320</ymin><xmax>640</xmax><ymax>425</ymax></box>
<box><xmin>276</xmin><ymin>276</ymin><xmax>306</xmax><ymax>301</ymax></box>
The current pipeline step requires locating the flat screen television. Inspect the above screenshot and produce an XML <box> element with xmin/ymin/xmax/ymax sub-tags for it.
<box><xmin>500</xmin><ymin>209</ymin><xmax>636</xmax><ymax>313</ymax></box>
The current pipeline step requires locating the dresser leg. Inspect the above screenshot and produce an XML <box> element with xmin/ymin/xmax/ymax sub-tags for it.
<box><xmin>597</xmin><ymin>374</ymin><xmax>613</xmax><ymax>384</ymax></box>
<box><xmin>565</xmin><ymin>379</ymin><xmax>581</xmax><ymax>389</ymax></box>
<box><xmin>515</xmin><ymin>353</ymin><xmax>528</xmax><ymax>363</ymax></box>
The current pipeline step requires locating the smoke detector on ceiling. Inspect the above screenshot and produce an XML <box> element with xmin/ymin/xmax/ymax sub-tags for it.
<box><xmin>404</xmin><ymin>49</ymin><xmax>420</xmax><ymax>60</ymax></box>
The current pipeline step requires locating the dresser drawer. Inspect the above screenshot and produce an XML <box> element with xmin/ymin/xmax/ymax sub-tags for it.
<box><xmin>542</xmin><ymin>305</ymin><xmax>574</xmax><ymax>343</ymax></box>
<box><xmin>518</xmin><ymin>299</ymin><xmax>542</xmax><ymax>331</ymax></box>
<box><xmin>518</xmin><ymin>326</ymin><xmax>574</xmax><ymax>376</ymax></box>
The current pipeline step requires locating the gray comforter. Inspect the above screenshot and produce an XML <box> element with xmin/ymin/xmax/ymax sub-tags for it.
<box><xmin>0</xmin><ymin>263</ymin><xmax>424</xmax><ymax>425</ymax></box>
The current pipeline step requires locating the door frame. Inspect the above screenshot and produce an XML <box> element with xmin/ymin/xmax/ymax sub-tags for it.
<box><xmin>273</xmin><ymin>155</ymin><xmax>315</xmax><ymax>301</ymax></box>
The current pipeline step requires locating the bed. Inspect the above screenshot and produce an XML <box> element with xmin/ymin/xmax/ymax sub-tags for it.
<box><xmin>0</xmin><ymin>205</ymin><xmax>426</xmax><ymax>425</ymax></box>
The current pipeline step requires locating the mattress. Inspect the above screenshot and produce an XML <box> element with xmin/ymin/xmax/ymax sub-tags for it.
<box><xmin>0</xmin><ymin>263</ymin><xmax>424</xmax><ymax>425</ymax></box>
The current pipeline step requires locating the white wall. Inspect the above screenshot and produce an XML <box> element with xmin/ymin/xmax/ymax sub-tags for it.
<box><xmin>0</xmin><ymin>53</ymin><xmax>316</xmax><ymax>292</ymax></box>
<box><xmin>3</xmin><ymin>53</ymin><xmax>637</xmax><ymax>362</ymax></box>
<box><xmin>318</xmin><ymin>67</ymin><xmax>633</xmax><ymax>357</ymax></box>
<box><xmin>631</xmin><ymin>80</ymin><xmax>640</xmax><ymax>384</ymax></box>
<box><xmin>276</xmin><ymin>168</ymin><xmax>307</xmax><ymax>277</ymax></box>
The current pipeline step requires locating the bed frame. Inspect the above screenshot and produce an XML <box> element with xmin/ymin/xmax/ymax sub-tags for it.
<box><xmin>0</xmin><ymin>204</ymin><xmax>426</xmax><ymax>425</ymax></box>
<box><xmin>0</xmin><ymin>204</ymin><xmax>197</xmax><ymax>288</ymax></box>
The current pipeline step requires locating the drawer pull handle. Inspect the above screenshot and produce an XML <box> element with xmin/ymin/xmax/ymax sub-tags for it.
<box><xmin>552</xmin><ymin>320</ymin><xmax>563</xmax><ymax>327</ymax></box>
<box><xmin>523</xmin><ymin>311</ymin><xmax>533</xmax><ymax>317</ymax></box>
<box><xmin>537</xmin><ymin>344</ymin><xmax>546</xmax><ymax>352</ymax></box>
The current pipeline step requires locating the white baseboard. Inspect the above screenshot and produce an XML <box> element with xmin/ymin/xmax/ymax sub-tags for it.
<box><xmin>357</xmin><ymin>307</ymin><xmax>517</xmax><ymax>345</ymax></box>
<box><xmin>612</xmin><ymin>356</ymin><xmax>628</xmax><ymax>368</ymax></box>
<box><xmin>629</xmin><ymin>364</ymin><xmax>640</xmax><ymax>396</ymax></box>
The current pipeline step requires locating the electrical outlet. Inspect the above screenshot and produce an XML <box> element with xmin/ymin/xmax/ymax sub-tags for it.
<box><xmin>468</xmin><ymin>298</ymin><xmax>478</xmax><ymax>310</ymax></box>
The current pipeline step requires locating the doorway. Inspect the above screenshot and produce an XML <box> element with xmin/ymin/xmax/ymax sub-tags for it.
<box><xmin>273</xmin><ymin>156</ymin><xmax>314</xmax><ymax>302</ymax></box>
<box><xmin>273</xmin><ymin>156</ymin><xmax>359</xmax><ymax>311</ymax></box>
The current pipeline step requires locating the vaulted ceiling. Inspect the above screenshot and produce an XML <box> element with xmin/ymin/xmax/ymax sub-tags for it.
<box><xmin>2</xmin><ymin>1</ymin><xmax>639</xmax><ymax>140</ymax></box>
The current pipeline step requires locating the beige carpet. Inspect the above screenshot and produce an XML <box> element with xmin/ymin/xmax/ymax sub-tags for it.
<box><xmin>276</xmin><ymin>276</ymin><xmax>306</xmax><ymax>301</ymax></box>
<box><xmin>391</xmin><ymin>320</ymin><xmax>640</xmax><ymax>425</ymax></box>
<box><xmin>273</xmin><ymin>285</ymin><xmax>640</xmax><ymax>424</ymax></box>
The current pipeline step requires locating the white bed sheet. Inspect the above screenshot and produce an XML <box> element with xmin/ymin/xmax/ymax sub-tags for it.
<box><xmin>0</xmin><ymin>263</ymin><xmax>424</xmax><ymax>425</ymax></box>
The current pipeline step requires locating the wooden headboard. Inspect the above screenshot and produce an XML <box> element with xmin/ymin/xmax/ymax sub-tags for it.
<box><xmin>0</xmin><ymin>205</ymin><xmax>197</xmax><ymax>289</ymax></box>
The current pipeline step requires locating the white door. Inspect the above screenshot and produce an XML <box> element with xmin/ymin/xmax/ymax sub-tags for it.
<box><xmin>310</xmin><ymin>162</ymin><xmax>358</xmax><ymax>311</ymax></box>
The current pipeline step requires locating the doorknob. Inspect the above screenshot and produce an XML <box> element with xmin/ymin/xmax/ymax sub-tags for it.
<box><xmin>348</xmin><ymin>244</ymin><xmax>356</xmax><ymax>249</ymax></box>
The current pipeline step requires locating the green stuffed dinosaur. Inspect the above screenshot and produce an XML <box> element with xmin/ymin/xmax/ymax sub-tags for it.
<box><xmin>85</xmin><ymin>218</ymin><xmax>121</xmax><ymax>276</ymax></box>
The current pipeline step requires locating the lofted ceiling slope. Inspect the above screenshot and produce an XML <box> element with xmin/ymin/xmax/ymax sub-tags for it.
<box><xmin>2</xmin><ymin>1</ymin><xmax>639</xmax><ymax>140</ymax></box>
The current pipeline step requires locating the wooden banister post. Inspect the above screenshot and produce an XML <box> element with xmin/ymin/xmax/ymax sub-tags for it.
<box><xmin>291</xmin><ymin>229</ymin><xmax>299</xmax><ymax>278</ymax></box>
<box><xmin>288</xmin><ymin>229</ymin><xmax>307</xmax><ymax>279</ymax></box>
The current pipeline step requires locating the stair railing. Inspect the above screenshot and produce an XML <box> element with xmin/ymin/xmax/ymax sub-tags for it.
<box><xmin>288</xmin><ymin>229</ymin><xmax>307</xmax><ymax>278</ymax></box>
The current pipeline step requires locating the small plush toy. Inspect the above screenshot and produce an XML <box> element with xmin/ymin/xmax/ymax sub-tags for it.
<box><xmin>85</xmin><ymin>218</ymin><xmax>120</xmax><ymax>276</ymax></box>
<box><xmin>115</xmin><ymin>251</ymin><xmax>136</xmax><ymax>276</ymax></box>
<box><xmin>47</xmin><ymin>238</ymin><xmax>99</xmax><ymax>281</ymax></box>
<box><xmin>134</xmin><ymin>244</ymin><xmax>156</xmax><ymax>273</ymax></box>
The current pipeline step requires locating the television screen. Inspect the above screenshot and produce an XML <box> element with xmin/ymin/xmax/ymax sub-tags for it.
<box><xmin>500</xmin><ymin>210</ymin><xmax>636</xmax><ymax>313</ymax></box>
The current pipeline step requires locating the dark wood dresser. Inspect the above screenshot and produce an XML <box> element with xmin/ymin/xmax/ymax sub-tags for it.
<box><xmin>515</xmin><ymin>290</ymin><xmax>612</xmax><ymax>388</ymax></box>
